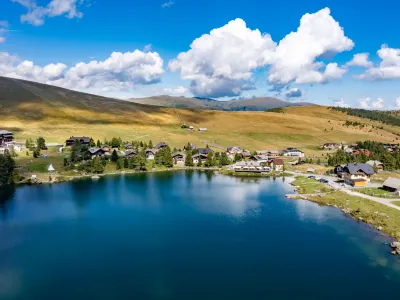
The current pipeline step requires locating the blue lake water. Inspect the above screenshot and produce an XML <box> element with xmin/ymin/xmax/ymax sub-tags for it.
<box><xmin>1</xmin><ymin>171</ymin><xmax>400</xmax><ymax>299</ymax></box>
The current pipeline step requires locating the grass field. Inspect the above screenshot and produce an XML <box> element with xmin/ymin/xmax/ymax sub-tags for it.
<box><xmin>291</xmin><ymin>176</ymin><xmax>333</xmax><ymax>194</ymax></box>
<box><xmin>2</xmin><ymin>77</ymin><xmax>400</xmax><ymax>155</ymax></box>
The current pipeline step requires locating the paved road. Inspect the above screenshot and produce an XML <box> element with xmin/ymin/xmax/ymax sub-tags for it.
<box><xmin>287</xmin><ymin>171</ymin><xmax>400</xmax><ymax>211</ymax></box>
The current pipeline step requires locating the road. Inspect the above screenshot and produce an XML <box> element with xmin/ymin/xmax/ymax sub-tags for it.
<box><xmin>287</xmin><ymin>171</ymin><xmax>400</xmax><ymax>211</ymax></box>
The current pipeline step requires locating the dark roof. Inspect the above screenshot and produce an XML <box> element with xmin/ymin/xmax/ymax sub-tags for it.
<box><xmin>125</xmin><ymin>150</ymin><xmax>137</xmax><ymax>156</ymax></box>
<box><xmin>89</xmin><ymin>148</ymin><xmax>104</xmax><ymax>154</ymax></box>
<box><xmin>193</xmin><ymin>153</ymin><xmax>208</xmax><ymax>159</ymax></box>
<box><xmin>0</xmin><ymin>130</ymin><xmax>13</xmax><ymax>135</ymax></box>
<box><xmin>146</xmin><ymin>148</ymin><xmax>157</xmax><ymax>155</ymax></box>
<box><xmin>343</xmin><ymin>163</ymin><xmax>375</xmax><ymax>175</ymax></box>
<box><xmin>172</xmin><ymin>152</ymin><xmax>185</xmax><ymax>158</ymax></box>
<box><xmin>155</xmin><ymin>142</ymin><xmax>168</xmax><ymax>149</ymax></box>
<box><xmin>67</xmin><ymin>136</ymin><xmax>92</xmax><ymax>143</ymax></box>
<box><xmin>198</xmin><ymin>148</ymin><xmax>212</xmax><ymax>155</ymax></box>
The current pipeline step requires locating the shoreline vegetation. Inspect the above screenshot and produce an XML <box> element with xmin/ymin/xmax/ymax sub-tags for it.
<box><xmin>289</xmin><ymin>176</ymin><xmax>400</xmax><ymax>255</ymax></box>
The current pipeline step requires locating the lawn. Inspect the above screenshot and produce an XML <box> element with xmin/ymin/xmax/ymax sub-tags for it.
<box><xmin>357</xmin><ymin>187</ymin><xmax>397</xmax><ymax>198</ymax></box>
<box><xmin>292</xmin><ymin>176</ymin><xmax>332</xmax><ymax>194</ymax></box>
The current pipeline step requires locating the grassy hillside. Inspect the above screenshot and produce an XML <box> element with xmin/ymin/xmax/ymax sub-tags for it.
<box><xmin>1</xmin><ymin>77</ymin><xmax>400</xmax><ymax>155</ymax></box>
<box><xmin>129</xmin><ymin>95</ymin><xmax>316</xmax><ymax>111</ymax></box>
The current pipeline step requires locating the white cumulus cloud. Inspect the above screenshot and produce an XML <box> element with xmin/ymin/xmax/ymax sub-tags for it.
<box><xmin>346</xmin><ymin>53</ymin><xmax>373</xmax><ymax>68</ymax></box>
<box><xmin>396</xmin><ymin>97</ymin><xmax>400</xmax><ymax>109</ymax></box>
<box><xmin>168</xmin><ymin>18</ymin><xmax>276</xmax><ymax>98</ymax></box>
<box><xmin>12</xmin><ymin>0</ymin><xmax>83</xmax><ymax>26</ymax></box>
<box><xmin>359</xmin><ymin>97</ymin><xmax>384</xmax><ymax>109</ymax></box>
<box><xmin>0</xmin><ymin>50</ymin><xmax>164</xmax><ymax>93</ymax></box>
<box><xmin>358</xmin><ymin>45</ymin><xmax>400</xmax><ymax>80</ymax></box>
<box><xmin>161</xmin><ymin>1</ymin><xmax>174</xmax><ymax>8</ymax></box>
<box><xmin>169</xmin><ymin>8</ymin><xmax>353</xmax><ymax>98</ymax></box>
<box><xmin>267</xmin><ymin>8</ymin><xmax>353</xmax><ymax>86</ymax></box>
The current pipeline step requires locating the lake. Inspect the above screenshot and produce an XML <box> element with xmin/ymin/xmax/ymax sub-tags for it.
<box><xmin>1</xmin><ymin>171</ymin><xmax>400</xmax><ymax>299</ymax></box>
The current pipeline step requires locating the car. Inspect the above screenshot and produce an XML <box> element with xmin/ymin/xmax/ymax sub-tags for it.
<box><xmin>307</xmin><ymin>176</ymin><xmax>316</xmax><ymax>180</ymax></box>
<box><xmin>319</xmin><ymin>179</ymin><xmax>329</xmax><ymax>183</ymax></box>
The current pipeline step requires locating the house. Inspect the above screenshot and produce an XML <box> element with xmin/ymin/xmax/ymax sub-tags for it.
<box><xmin>227</xmin><ymin>146</ymin><xmax>243</xmax><ymax>154</ymax></box>
<box><xmin>192</xmin><ymin>153</ymin><xmax>208</xmax><ymax>164</ymax></box>
<box><xmin>5</xmin><ymin>141</ymin><xmax>25</xmax><ymax>153</ymax></box>
<box><xmin>242</xmin><ymin>151</ymin><xmax>251</xmax><ymax>158</ymax></box>
<box><xmin>307</xmin><ymin>168</ymin><xmax>316</xmax><ymax>174</ymax></box>
<box><xmin>352</xmin><ymin>149</ymin><xmax>371</xmax><ymax>157</ymax></box>
<box><xmin>233</xmin><ymin>161</ymin><xmax>270</xmax><ymax>172</ymax></box>
<box><xmin>145</xmin><ymin>149</ymin><xmax>157</xmax><ymax>159</ymax></box>
<box><xmin>124</xmin><ymin>143</ymin><xmax>134</xmax><ymax>150</ymax></box>
<box><xmin>66</xmin><ymin>136</ymin><xmax>93</xmax><ymax>147</ymax></box>
<box><xmin>342</xmin><ymin>163</ymin><xmax>375</xmax><ymax>187</ymax></box>
<box><xmin>102</xmin><ymin>145</ymin><xmax>110</xmax><ymax>153</ymax></box>
<box><xmin>89</xmin><ymin>148</ymin><xmax>105</xmax><ymax>159</ymax></box>
<box><xmin>188</xmin><ymin>126</ymin><xmax>194</xmax><ymax>131</ymax></box>
<box><xmin>0</xmin><ymin>130</ymin><xmax>14</xmax><ymax>145</ymax></box>
<box><xmin>125</xmin><ymin>150</ymin><xmax>137</xmax><ymax>158</ymax></box>
<box><xmin>334</xmin><ymin>165</ymin><xmax>346</xmax><ymax>178</ymax></box>
<box><xmin>383</xmin><ymin>177</ymin><xmax>400</xmax><ymax>192</ymax></box>
<box><xmin>323</xmin><ymin>143</ymin><xmax>340</xmax><ymax>150</ymax></box>
<box><xmin>366</xmin><ymin>160</ymin><xmax>384</xmax><ymax>172</ymax></box>
<box><xmin>281</xmin><ymin>148</ymin><xmax>305</xmax><ymax>157</ymax></box>
<box><xmin>155</xmin><ymin>142</ymin><xmax>168</xmax><ymax>150</ymax></box>
<box><xmin>172</xmin><ymin>152</ymin><xmax>186</xmax><ymax>164</ymax></box>
<box><xmin>198</xmin><ymin>128</ymin><xmax>208</xmax><ymax>132</ymax></box>
<box><xmin>345</xmin><ymin>148</ymin><xmax>353</xmax><ymax>154</ymax></box>
<box><xmin>269</xmin><ymin>158</ymin><xmax>284</xmax><ymax>171</ymax></box>
<box><xmin>198</xmin><ymin>148</ymin><xmax>213</xmax><ymax>155</ymax></box>
<box><xmin>268</xmin><ymin>150</ymin><xmax>279</xmax><ymax>157</ymax></box>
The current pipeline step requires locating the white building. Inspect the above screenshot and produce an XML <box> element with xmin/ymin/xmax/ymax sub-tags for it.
<box><xmin>282</xmin><ymin>148</ymin><xmax>304</xmax><ymax>157</ymax></box>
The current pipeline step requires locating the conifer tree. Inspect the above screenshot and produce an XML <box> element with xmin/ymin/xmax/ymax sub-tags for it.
<box><xmin>185</xmin><ymin>151</ymin><xmax>194</xmax><ymax>167</ymax></box>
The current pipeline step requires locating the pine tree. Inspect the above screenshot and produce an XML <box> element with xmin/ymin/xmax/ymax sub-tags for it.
<box><xmin>92</xmin><ymin>157</ymin><xmax>104</xmax><ymax>173</ymax></box>
<box><xmin>137</xmin><ymin>153</ymin><xmax>147</xmax><ymax>171</ymax></box>
<box><xmin>234</xmin><ymin>152</ymin><xmax>242</xmax><ymax>162</ymax></box>
<box><xmin>116</xmin><ymin>158</ymin><xmax>124</xmax><ymax>170</ymax></box>
<box><xmin>185</xmin><ymin>151</ymin><xmax>194</xmax><ymax>167</ymax></box>
<box><xmin>163</xmin><ymin>146</ymin><xmax>173</xmax><ymax>168</ymax></box>
<box><xmin>204</xmin><ymin>152</ymin><xmax>214</xmax><ymax>167</ymax></box>
<box><xmin>111</xmin><ymin>149</ymin><xmax>119</xmax><ymax>162</ymax></box>
<box><xmin>63</xmin><ymin>157</ymin><xmax>68</xmax><ymax>166</ymax></box>
<box><xmin>197</xmin><ymin>158</ymin><xmax>202</xmax><ymax>167</ymax></box>
<box><xmin>37</xmin><ymin>137</ymin><xmax>46</xmax><ymax>150</ymax></box>
<box><xmin>219</xmin><ymin>152</ymin><xmax>230</xmax><ymax>166</ymax></box>
<box><xmin>96</xmin><ymin>140</ymin><xmax>101</xmax><ymax>148</ymax></box>
<box><xmin>0</xmin><ymin>154</ymin><xmax>15</xmax><ymax>186</ymax></box>
<box><xmin>148</xmin><ymin>140</ymin><xmax>153</xmax><ymax>149</ymax></box>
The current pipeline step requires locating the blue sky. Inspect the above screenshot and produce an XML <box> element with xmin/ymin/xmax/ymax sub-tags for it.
<box><xmin>0</xmin><ymin>0</ymin><xmax>399</xmax><ymax>109</ymax></box>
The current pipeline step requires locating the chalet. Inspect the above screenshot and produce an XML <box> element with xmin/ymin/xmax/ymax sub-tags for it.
<box><xmin>242</xmin><ymin>151</ymin><xmax>251</xmax><ymax>158</ymax></box>
<box><xmin>383</xmin><ymin>177</ymin><xmax>400</xmax><ymax>192</ymax></box>
<box><xmin>188</xmin><ymin>126</ymin><xmax>194</xmax><ymax>131</ymax></box>
<box><xmin>269</xmin><ymin>158</ymin><xmax>284</xmax><ymax>171</ymax></box>
<box><xmin>172</xmin><ymin>152</ymin><xmax>185</xmax><ymax>164</ymax></box>
<box><xmin>227</xmin><ymin>146</ymin><xmax>243</xmax><ymax>154</ymax></box>
<box><xmin>198</xmin><ymin>128</ymin><xmax>208</xmax><ymax>132</ymax></box>
<box><xmin>146</xmin><ymin>149</ymin><xmax>157</xmax><ymax>160</ymax></box>
<box><xmin>124</xmin><ymin>143</ymin><xmax>134</xmax><ymax>150</ymax></box>
<box><xmin>352</xmin><ymin>149</ymin><xmax>371</xmax><ymax>157</ymax></box>
<box><xmin>233</xmin><ymin>161</ymin><xmax>270</xmax><ymax>173</ymax></box>
<box><xmin>281</xmin><ymin>148</ymin><xmax>305</xmax><ymax>157</ymax></box>
<box><xmin>250</xmin><ymin>155</ymin><xmax>270</xmax><ymax>163</ymax></box>
<box><xmin>342</xmin><ymin>163</ymin><xmax>375</xmax><ymax>187</ymax></box>
<box><xmin>66</xmin><ymin>136</ymin><xmax>93</xmax><ymax>147</ymax></box>
<box><xmin>198</xmin><ymin>148</ymin><xmax>213</xmax><ymax>155</ymax></box>
<box><xmin>102</xmin><ymin>145</ymin><xmax>110</xmax><ymax>153</ymax></box>
<box><xmin>307</xmin><ymin>168</ymin><xmax>316</xmax><ymax>174</ymax></box>
<box><xmin>345</xmin><ymin>148</ymin><xmax>353</xmax><ymax>154</ymax></box>
<box><xmin>192</xmin><ymin>153</ymin><xmax>208</xmax><ymax>164</ymax></box>
<box><xmin>155</xmin><ymin>142</ymin><xmax>168</xmax><ymax>150</ymax></box>
<box><xmin>0</xmin><ymin>130</ymin><xmax>14</xmax><ymax>145</ymax></box>
<box><xmin>5</xmin><ymin>141</ymin><xmax>25</xmax><ymax>153</ymax></box>
<box><xmin>88</xmin><ymin>148</ymin><xmax>105</xmax><ymax>159</ymax></box>
<box><xmin>125</xmin><ymin>150</ymin><xmax>137</xmax><ymax>158</ymax></box>
<box><xmin>334</xmin><ymin>165</ymin><xmax>346</xmax><ymax>178</ymax></box>
<box><xmin>268</xmin><ymin>150</ymin><xmax>279</xmax><ymax>157</ymax></box>
<box><xmin>323</xmin><ymin>143</ymin><xmax>340</xmax><ymax>150</ymax></box>
<box><xmin>366</xmin><ymin>160</ymin><xmax>384</xmax><ymax>172</ymax></box>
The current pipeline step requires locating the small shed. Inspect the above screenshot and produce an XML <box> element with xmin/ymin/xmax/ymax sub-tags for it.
<box><xmin>48</xmin><ymin>164</ymin><xmax>55</xmax><ymax>172</ymax></box>
<box><xmin>383</xmin><ymin>177</ymin><xmax>400</xmax><ymax>192</ymax></box>
<box><xmin>307</xmin><ymin>168</ymin><xmax>316</xmax><ymax>174</ymax></box>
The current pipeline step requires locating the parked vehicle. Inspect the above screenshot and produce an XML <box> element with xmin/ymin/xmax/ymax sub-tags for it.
<box><xmin>319</xmin><ymin>179</ymin><xmax>329</xmax><ymax>183</ymax></box>
<box><xmin>307</xmin><ymin>176</ymin><xmax>316</xmax><ymax>180</ymax></box>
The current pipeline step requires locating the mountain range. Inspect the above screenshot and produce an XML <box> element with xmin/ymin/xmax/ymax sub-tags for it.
<box><xmin>128</xmin><ymin>95</ymin><xmax>316</xmax><ymax>111</ymax></box>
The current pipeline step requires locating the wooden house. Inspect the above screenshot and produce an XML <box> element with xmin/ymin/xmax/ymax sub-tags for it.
<box><xmin>66</xmin><ymin>136</ymin><xmax>93</xmax><ymax>147</ymax></box>
<box><xmin>342</xmin><ymin>163</ymin><xmax>375</xmax><ymax>187</ymax></box>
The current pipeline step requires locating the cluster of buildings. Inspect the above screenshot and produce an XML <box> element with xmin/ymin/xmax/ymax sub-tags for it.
<box><xmin>0</xmin><ymin>130</ymin><xmax>25</xmax><ymax>155</ymax></box>
<box><xmin>181</xmin><ymin>124</ymin><xmax>208</xmax><ymax>132</ymax></box>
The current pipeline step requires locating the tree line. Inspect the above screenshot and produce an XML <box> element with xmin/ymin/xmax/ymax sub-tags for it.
<box><xmin>331</xmin><ymin>107</ymin><xmax>400</xmax><ymax>127</ymax></box>
<box><xmin>0</xmin><ymin>154</ymin><xmax>15</xmax><ymax>186</ymax></box>
<box><xmin>327</xmin><ymin>141</ymin><xmax>400</xmax><ymax>170</ymax></box>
